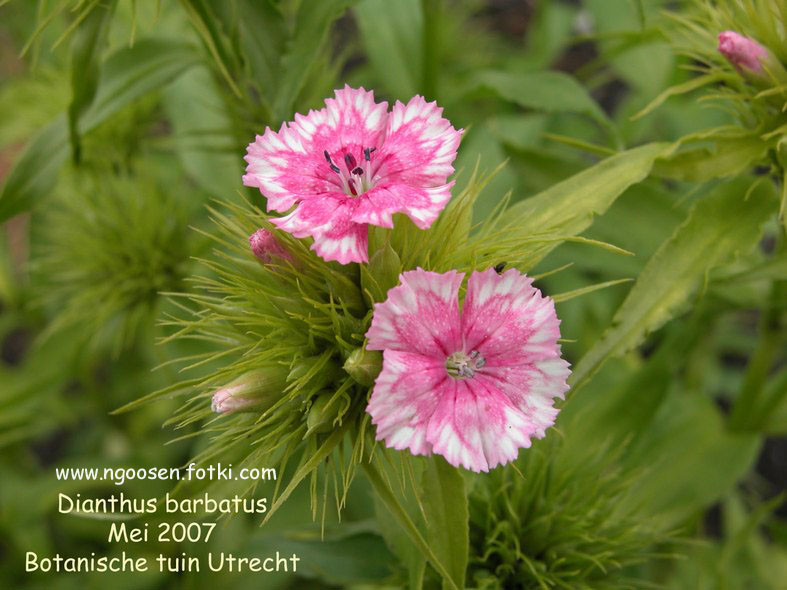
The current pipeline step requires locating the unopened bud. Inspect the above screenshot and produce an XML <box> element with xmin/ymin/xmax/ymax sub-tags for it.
<box><xmin>306</xmin><ymin>392</ymin><xmax>339</xmax><ymax>433</ymax></box>
<box><xmin>343</xmin><ymin>347</ymin><xmax>382</xmax><ymax>387</ymax></box>
<box><xmin>249</xmin><ymin>228</ymin><xmax>293</xmax><ymax>264</ymax></box>
<box><xmin>211</xmin><ymin>367</ymin><xmax>289</xmax><ymax>414</ymax></box>
<box><xmin>717</xmin><ymin>31</ymin><xmax>770</xmax><ymax>78</ymax></box>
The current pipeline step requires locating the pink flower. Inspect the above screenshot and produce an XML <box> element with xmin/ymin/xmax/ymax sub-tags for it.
<box><xmin>365</xmin><ymin>268</ymin><xmax>571</xmax><ymax>472</ymax></box>
<box><xmin>243</xmin><ymin>86</ymin><xmax>462</xmax><ymax>264</ymax></box>
<box><xmin>249</xmin><ymin>228</ymin><xmax>292</xmax><ymax>264</ymax></box>
<box><xmin>718</xmin><ymin>31</ymin><xmax>769</xmax><ymax>75</ymax></box>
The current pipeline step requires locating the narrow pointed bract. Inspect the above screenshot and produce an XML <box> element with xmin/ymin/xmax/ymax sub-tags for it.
<box><xmin>365</xmin><ymin>268</ymin><xmax>571</xmax><ymax>472</ymax></box>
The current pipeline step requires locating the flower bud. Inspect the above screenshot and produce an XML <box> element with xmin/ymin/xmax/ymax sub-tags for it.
<box><xmin>306</xmin><ymin>392</ymin><xmax>339</xmax><ymax>434</ymax></box>
<box><xmin>249</xmin><ymin>228</ymin><xmax>293</xmax><ymax>264</ymax></box>
<box><xmin>717</xmin><ymin>31</ymin><xmax>770</xmax><ymax>78</ymax></box>
<box><xmin>343</xmin><ymin>347</ymin><xmax>382</xmax><ymax>387</ymax></box>
<box><xmin>210</xmin><ymin>367</ymin><xmax>289</xmax><ymax>414</ymax></box>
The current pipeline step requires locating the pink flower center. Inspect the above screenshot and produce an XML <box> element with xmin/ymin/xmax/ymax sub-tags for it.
<box><xmin>324</xmin><ymin>147</ymin><xmax>376</xmax><ymax>197</ymax></box>
<box><xmin>445</xmin><ymin>350</ymin><xmax>486</xmax><ymax>379</ymax></box>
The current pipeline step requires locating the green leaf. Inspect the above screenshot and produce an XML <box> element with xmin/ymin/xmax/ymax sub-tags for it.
<box><xmin>631</xmin><ymin>73</ymin><xmax>725</xmax><ymax>120</ymax></box>
<box><xmin>273</xmin><ymin>0</ymin><xmax>359</xmax><ymax>122</ymax></box>
<box><xmin>178</xmin><ymin>0</ymin><xmax>243</xmax><ymax>98</ymax></box>
<box><xmin>0</xmin><ymin>38</ymin><xmax>199</xmax><ymax>222</ymax></box>
<box><xmin>234</xmin><ymin>0</ymin><xmax>286</xmax><ymax>108</ymax></box>
<box><xmin>162</xmin><ymin>66</ymin><xmax>240</xmax><ymax>197</ymax></box>
<box><xmin>487</xmin><ymin>142</ymin><xmax>673</xmax><ymax>269</ymax></box>
<box><xmin>625</xmin><ymin>389</ymin><xmax>761</xmax><ymax>524</ymax></box>
<box><xmin>473</xmin><ymin>70</ymin><xmax>619</xmax><ymax>145</ymax></box>
<box><xmin>421</xmin><ymin>456</ymin><xmax>468</xmax><ymax>590</ymax></box>
<box><xmin>246</xmin><ymin>528</ymin><xmax>395</xmax><ymax>585</ymax></box>
<box><xmin>571</xmin><ymin>179</ymin><xmax>778</xmax><ymax>391</ymax></box>
<box><xmin>0</xmin><ymin>114</ymin><xmax>69</xmax><ymax>223</ymax></box>
<box><xmin>80</xmin><ymin>38</ymin><xmax>200</xmax><ymax>130</ymax></box>
<box><xmin>363</xmin><ymin>460</ymin><xmax>460</xmax><ymax>590</ymax></box>
<box><xmin>653</xmin><ymin>135</ymin><xmax>769</xmax><ymax>182</ymax></box>
<box><xmin>361</xmin><ymin>239</ymin><xmax>402</xmax><ymax>304</ymax></box>
<box><xmin>372</xmin><ymin>486</ymin><xmax>427</xmax><ymax>589</ymax></box>
<box><xmin>67</xmin><ymin>0</ymin><xmax>116</xmax><ymax>162</ymax></box>
<box><xmin>354</xmin><ymin>0</ymin><xmax>422</xmax><ymax>100</ymax></box>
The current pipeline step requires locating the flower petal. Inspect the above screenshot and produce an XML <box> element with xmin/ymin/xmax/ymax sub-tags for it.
<box><xmin>461</xmin><ymin>268</ymin><xmax>570</xmax><ymax>433</ymax></box>
<box><xmin>243</xmin><ymin>86</ymin><xmax>389</xmax><ymax>212</ymax></box>
<box><xmin>243</xmin><ymin>127</ymin><xmax>332</xmax><ymax>212</ymax></box>
<box><xmin>367</xmin><ymin>350</ymin><xmax>448</xmax><ymax>456</ymax></box>
<box><xmin>373</xmin><ymin>95</ymin><xmax>462</xmax><ymax>189</ymax></box>
<box><xmin>318</xmin><ymin>85</ymin><xmax>389</xmax><ymax>150</ymax></box>
<box><xmin>424</xmin><ymin>376</ymin><xmax>538</xmax><ymax>472</ymax></box>
<box><xmin>366</xmin><ymin>268</ymin><xmax>464</xmax><ymax>356</ymax></box>
<box><xmin>463</xmin><ymin>268</ymin><xmax>563</xmax><ymax>366</ymax></box>
<box><xmin>271</xmin><ymin>195</ymin><xmax>368</xmax><ymax>264</ymax></box>
<box><xmin>352</xmin><ymin>181</ymin><xmax>454</xmax><ymax>229</ymax></box>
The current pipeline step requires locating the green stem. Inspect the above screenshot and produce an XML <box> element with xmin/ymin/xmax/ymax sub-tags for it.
<box><xmin>729</xmin><ymin>279</ymin><xmax>787</xmax><ymax>431</ymax></box>
<box><xmin>363</xmin><ymin>459</ymin><xmax>460</xmax><ymax>590</ymax></box>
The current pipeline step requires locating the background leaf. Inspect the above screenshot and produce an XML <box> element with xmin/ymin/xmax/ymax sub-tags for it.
<box><xmin>571</xmin><ymin>178</ymin><xmax>778</xmax><ymax>391</ymax></box>
<box><xmin>0</xmin><ymin>38</ymin><xmax>199</xmax><ymax>221</ymax></box>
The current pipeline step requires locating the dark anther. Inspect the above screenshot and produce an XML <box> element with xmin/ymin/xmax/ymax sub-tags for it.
<box><xmin>364</xmin><ymin>147</ymin><xmax>376</xmax><ymax>161</ymax></box>
<box><xmin>494</xmin><ymin>262</ymin><xmax>507</xmax><ymax>274</ymax></box>
<box><xmin>351</xmin><ymin>167</ymin><xmax>364</xmax><ymax>175</ymax></box>
<box><xmin>325</xmin><ymin>150</ymin><xmax>340</xmax><ymax>173</ymax></box>
<box><xmin>344</xmin><ymin>153</ymin><xmax>357</xmax><ymax>171</ymax></box>
<box><xmin>348</xmin><ymin>178</ymin><xmax>358</xmax><ymax>196</ymax></box>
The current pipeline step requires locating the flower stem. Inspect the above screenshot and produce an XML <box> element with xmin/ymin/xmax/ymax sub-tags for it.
<box><xmin>729</xmin><ymin>279</ymin><xmax>787</xmax><ymax>431</ymax></box>
<box><xmin>363</xmin><ymin>459</ymin><xmax>461</xmax><ymax>590</ymax></box>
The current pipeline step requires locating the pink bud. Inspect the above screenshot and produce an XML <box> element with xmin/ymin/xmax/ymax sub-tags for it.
<box><xmin>249</xmin><ymin>228</ymin><xmax>292</xmax><ymax>264</ymax></box>
<box><xmin>211</xmin><ymin>385</ymin><xmax>256</xmax><ymax>414</ymax></box>
<box><xmin>717</xmin><ymin>31</ymin><xmax>769</xmax><ymax>76</ymax></box>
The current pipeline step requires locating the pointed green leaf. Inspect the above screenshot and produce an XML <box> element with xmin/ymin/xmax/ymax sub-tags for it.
<box><xmin>273</xmin><ymin>0</ymin><xmax>359</xmax><ymax>122</ymax></box>
<box><xmin>421</xmin><ymin>456</ymin><xmax>468</xmax><ymax>590</ymax></box>
<box><xmin>653</xmin><ymin>134</ymin><xmax>768</xmax><ymax>182</ymax></box>
<box><xmin>486</xmin><ymin>142</ymin><xmax>673</xmax><ymax>269</ymax></box>
<box><xmin>363</xmin><ymin>461</ymin><xmax>460</xmax><ymax>590</ymax></box>
<box><xmin>67</xmin><ymin>0</ymin><xmax>116</xmax><ymax>162</ymax></box>
<box><xmin>354</xmin><ymin>0</ymin><xmax>422</xmax><ymax>100</ymax></box>
<box><xmin>571</xmin><ymin>179</ymin><xmax>778</xmax><ymax>391</ymax></box>
<box><xmin>474</xmin><ymin>70</ymin><xmax>619</xmax><ymax>145</ymax></box>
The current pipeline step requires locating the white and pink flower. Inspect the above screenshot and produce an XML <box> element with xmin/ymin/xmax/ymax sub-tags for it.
<box><xmin>243</xmin><ymin>86</ymin><xmax>462</xmax><ymax>264</ymax></box>
<box><xmin>365</xmin><ymin>268</ymin><xmax>571</xmax><ymax>472</ymax></box>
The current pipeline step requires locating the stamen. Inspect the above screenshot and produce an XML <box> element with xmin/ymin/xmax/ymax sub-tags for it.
<box><xmin>348</xmin><ymin>178</ymin><xmax>358</xmax><ymax>196</ymax></box>
<box><xmin>494</xmin><ymin>262</ymin><xmax>507</xmax><ymax>274</ymax></box>
<box><xmin>351</xmin><ymin>167</ymin><xmax>364</xmax><ymax>175</ymax></box>
<box><xmin>364</xmin><ymin>147</ymin><xmax>376</xmax><ymax>161</ymax></box>
<box><xmin>344</xmin><ymin>153</ymin><xmax>357</xmax><ymax>171</ymax></box>
<box><xmin>445</xmin><ymin>350</ymin><xmax>486</xmax><ymax>379</ymax></box>
<box><xmin>324</xmin><ymin>150</ymin><xmax>341</xmax><ymax>174</ymax></box>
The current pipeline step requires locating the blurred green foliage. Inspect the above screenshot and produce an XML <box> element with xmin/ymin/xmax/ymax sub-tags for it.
<box><xmin>0</xmin><ymin>0</ymin><xmax>785</xmax><ymax>588</ymax></box>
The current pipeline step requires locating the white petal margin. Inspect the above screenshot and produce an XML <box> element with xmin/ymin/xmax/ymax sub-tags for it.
<box><xmin>366</xmin><ymin>268</ymin><xmax>464</xmax><ymax>357</ymax></box>
<box><xmin>367</xmin><ymin>350</ymin><xmax>449</xmax><ymax>457</ymax></box>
